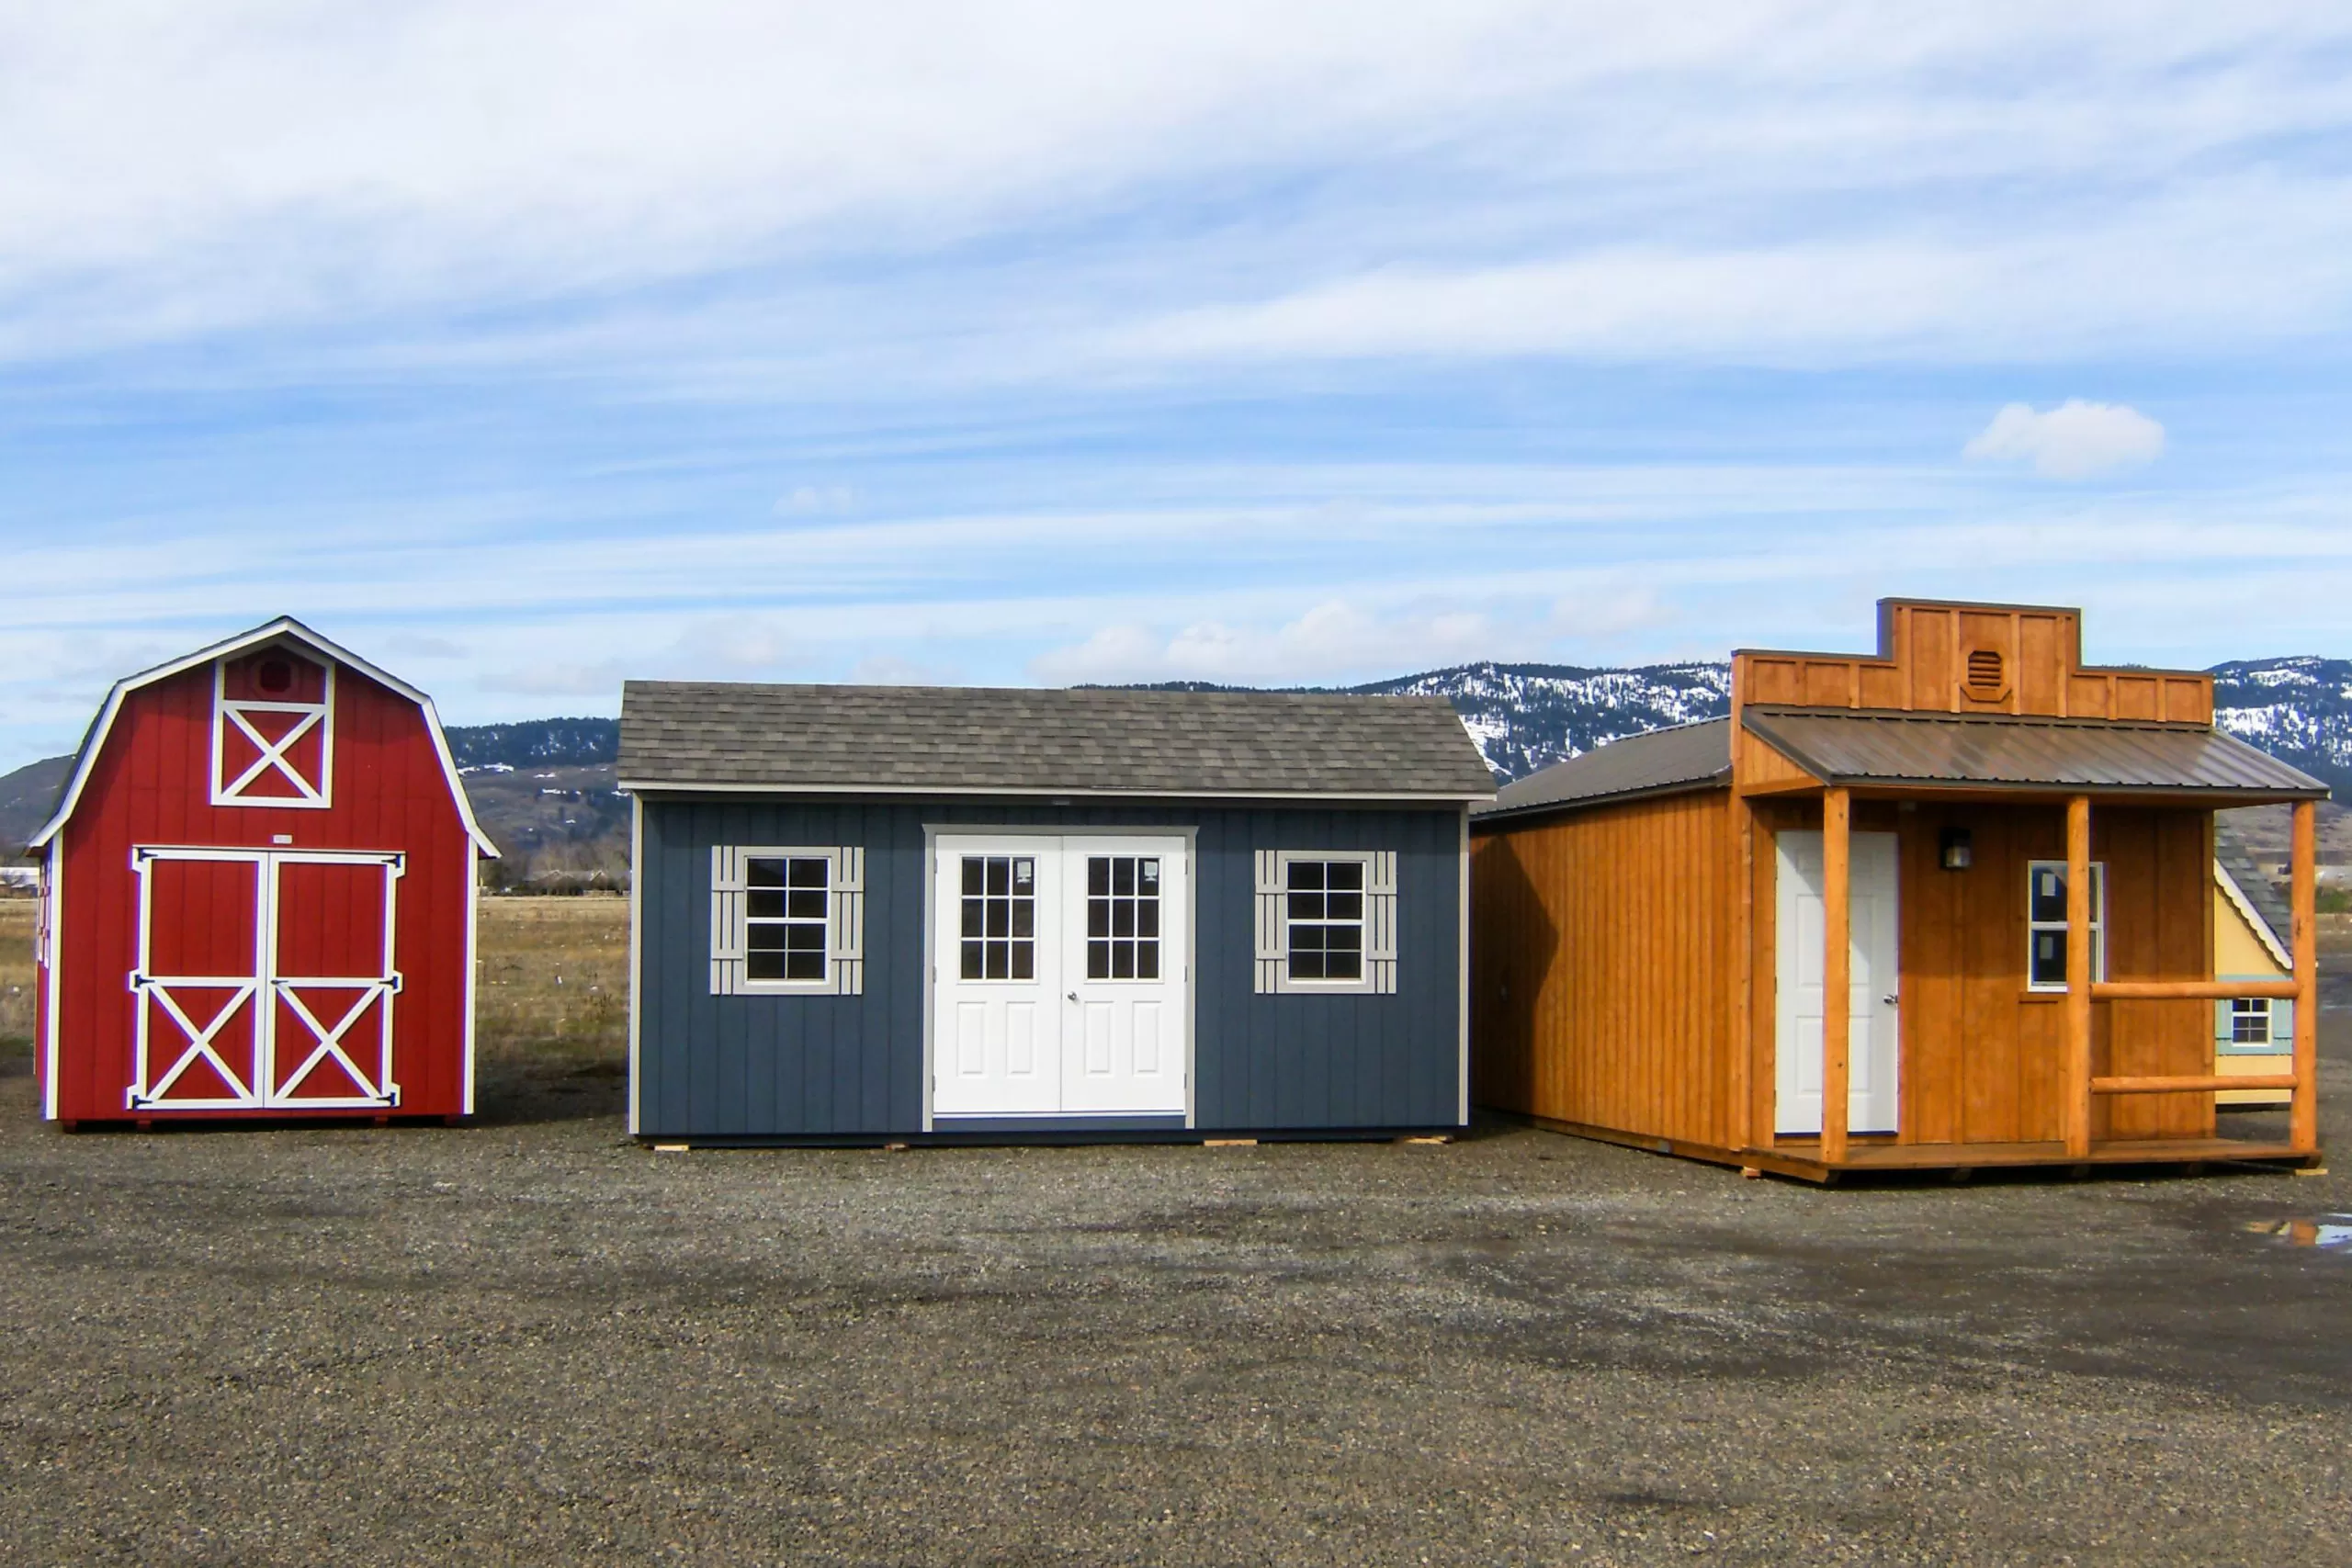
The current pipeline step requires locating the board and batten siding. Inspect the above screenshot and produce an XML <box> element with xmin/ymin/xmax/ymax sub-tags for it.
<box><xmin>1470</xmin><ymin>789</ymin><xmax>1740</xmax><ymax>1148</ymax></box>
<box><xmin>633</xmin><ymin>798</ymin><xmax>1465</xmax><ymax>1139</ymax></box>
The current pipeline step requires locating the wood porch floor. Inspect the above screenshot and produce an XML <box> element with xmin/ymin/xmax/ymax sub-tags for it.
<box><xmin>1521</xmin><ymin>1115</ymin><xmax>2321</xmax><ymax>1184</ymax></box>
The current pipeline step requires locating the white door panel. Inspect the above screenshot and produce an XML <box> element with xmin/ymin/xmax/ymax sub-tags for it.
<box><xmin>1060</xmin><ymin>839</ymin><xmax>1188</xmax><ymax>1114</ymax></box>
<box><xmin>1776</xmin><ymin>830</ymin><xmax>1901</xmax><ymax>1135</ymax></box>
<box><xmin>932</xmin><ymin>840</ymin><xmax>1058</xmax><ymax>1115</ymax></box>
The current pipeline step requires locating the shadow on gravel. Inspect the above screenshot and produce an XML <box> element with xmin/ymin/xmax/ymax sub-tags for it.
<box><xmin>470</xmin><ymin>1056</ymin><xmax>628</xmax><ymax>1127</ymax></box>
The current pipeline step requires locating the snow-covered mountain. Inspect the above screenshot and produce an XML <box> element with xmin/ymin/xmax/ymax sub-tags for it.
<box><xmin>1350</xmin><ymin>656</ymin><xmax>2352</xmax><ymax>796</ymax></box>
<box><xmin>1345</xmin><ymin>661</ymin><xmax>1732</xmax><ymax>783</ymax></box>
<box><xmin>2210</xmin><ymin>657</ymin><xmax>2352</xmax><ymax>802</ymax></box>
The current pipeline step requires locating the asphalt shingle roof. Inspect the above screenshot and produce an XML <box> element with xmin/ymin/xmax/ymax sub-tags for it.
<box><xmin>2214</xmin><ymin>810</ymin><xmax>2294</xmax><ymax>955</ymax></box>
<box><xmin>618</xmin><ymin>682</ymin><xmax>1497</xmax><ymax>799</ymax></box>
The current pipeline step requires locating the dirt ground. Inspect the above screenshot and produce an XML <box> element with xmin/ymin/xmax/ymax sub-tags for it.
<box><xmin>2</xmin><ymin>899</ymin><xmax>2351</xmax><ymax>1564</ymax></box>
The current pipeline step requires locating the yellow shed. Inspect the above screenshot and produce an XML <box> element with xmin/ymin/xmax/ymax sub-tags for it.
<box><xmin>2213</xmin><ymin>813</ymin><xmax>2295</xmax><ymax>1107</ymax></box>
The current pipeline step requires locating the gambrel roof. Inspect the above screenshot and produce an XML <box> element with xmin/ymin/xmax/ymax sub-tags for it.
<box><xmin>28</xmin><ymin>617</ymin><xmax>497</xmax><ymax>855</ymax></box>
<box><xmin>619</xmin><ymin>682</ymin><xmax>1497</xmax><ymax>801</ymax></box>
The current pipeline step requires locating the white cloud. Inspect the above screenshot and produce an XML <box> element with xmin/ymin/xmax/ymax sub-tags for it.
<box><xmin>2</xmin><ymin>6</ymin><xmax>2350</xmax><ymax>366</ymax></box>
<box><xmin>1962</xmin><ymin>400</ymin><xmax>2166</xmax><ymax>479</ymax></box>
<box><xmin>1030</xmin><ymin>599</ymin><xmax>1524</xmax><ymax>686</ymax></box>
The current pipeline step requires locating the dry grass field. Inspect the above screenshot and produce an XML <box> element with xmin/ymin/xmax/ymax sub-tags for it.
<box><xmin>0</xmin><ymin>891</ymin><xmax>634</xmax><ymax>1093</ymax></box>
<box><xmin>0</xmin><ymin>896</ymin><xmax>31</xmax><ymax>1049</ymax></box>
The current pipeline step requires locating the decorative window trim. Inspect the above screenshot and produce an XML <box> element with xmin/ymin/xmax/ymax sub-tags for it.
<box><xmin>710</xmin><ymin>845</ymin><xmax>864</xmax><ymax>996</ymax></box>
<box><xmin>210</xmin><ymin>652</ymin><xmax>334</xmax><ymax>809</ymax></box>
<box><xmin>2216</xmin><ymin>994</ymin><xmax>2293</xmax><ymax>1055</ymax></box>
<box><xmin>1254</xmin><ymin>849</ymin><xmax>1396</xmax><ymax>996</ymax></box>
<box><xmin>2025</xmin><ymin>859</ymin><xmax>2106</xmax><ymax>993</ymax></box>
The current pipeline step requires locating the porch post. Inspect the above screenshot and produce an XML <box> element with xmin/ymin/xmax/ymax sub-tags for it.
<box><xmin>2064</xmin><ymin>794</ymin><xmax>2094</xmax><ymax>1157</ymax></box>
<box><xmin>2291</xmin><ymin>798</ymin><xmax>2319</xmax><ymax>1155</ymax></box>
<box><xmin>1822</xmin><ymin>787</ymin><xmax>1851</xmax><ymax>1166</ymax></box>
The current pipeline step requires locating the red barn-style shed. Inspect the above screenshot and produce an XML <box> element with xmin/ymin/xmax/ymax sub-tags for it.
<box><xmin>28</xmin><ymin>619</ymin><xmax>496</xmax><ymax>1125</ymax></box>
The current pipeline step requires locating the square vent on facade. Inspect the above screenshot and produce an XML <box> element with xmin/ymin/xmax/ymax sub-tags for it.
<box><xmin>1963</xmin><ymin>648</ymin><xmax>2006</xmax><ymax>700</ymax></box>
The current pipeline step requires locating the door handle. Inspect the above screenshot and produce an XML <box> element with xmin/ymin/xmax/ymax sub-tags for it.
<box><xmin>1067</xmin><ymin>991</ymin><xmax>1079</xmax><ymax>1003</ymax></box>
<box><xmin>1882</xmin><ymin>994</ymin><xmax>1898</xmax><ymax>1006</ymax></box>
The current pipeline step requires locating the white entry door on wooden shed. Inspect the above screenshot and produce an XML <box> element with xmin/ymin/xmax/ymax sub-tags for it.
<box><xmin>1774</xmin><ymin>829</ymin><xmax>1900</xmax><ymax>1135</ymax></box>
<box><xmin>932</xmin><ymin>835</ymin><xmax>1189</xmax><ymax>1118</ymax></box>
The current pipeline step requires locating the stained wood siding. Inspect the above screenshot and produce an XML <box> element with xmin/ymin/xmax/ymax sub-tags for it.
<box><xmin>635</xmin><ymin>799</ymin><xmax>1465</xmax><ymax>1139</ymax></box>
<box><xmin>1471</xmin><ymin>790</ymin><xmax>1736</xmax><ymax>1146</ymax></box>
<box><xmin>1750</xmin><ymin>799</ymin><xmax>2214</xmax><ymax>1145</ymax></box>
<box><xmin>1736</xmin><ymin>601</ymin><xmax>2211</xmax><ymax>728</ymax></box>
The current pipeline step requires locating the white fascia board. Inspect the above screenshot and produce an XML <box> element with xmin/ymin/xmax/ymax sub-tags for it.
<box><xmin>619</xmin><ymin>780</ymin><xmax>1495</xmax><ymax>806</ymax></box>
<box><xmin>2215</xmin><ymin>860</ymin><xmax>2292</xmax><ymax>971</ymax></box>
<box><xmin>30</xmin><ymin>615</ymin><xmax>500</xmax><ymax>857</ymax></box>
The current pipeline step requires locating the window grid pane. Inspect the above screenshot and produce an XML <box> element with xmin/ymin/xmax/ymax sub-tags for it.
<box><xmin>959</xmin><ymin>855</ymin><xmax>1035</xmax><ymax>982</ymax></box>
<box><xmin>1085</xmin><ymin>855</ymin><xmax>1160</xmax><ymax>981</ymax></box>
<box><xmin>746</xmin><ymin>855</ymin><xmax>831</xmax><ymax>982</ymax></box>
<box><xmin>1285</xmin><ymin>858</ymin><xmax>1366</xmax><ymax>983</ymax></box>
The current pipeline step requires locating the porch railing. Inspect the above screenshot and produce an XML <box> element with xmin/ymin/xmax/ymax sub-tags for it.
<box><xmin>1815</xmin><ymin>789</ymin><xmax>2321</xmax><ymax>1164</ymax></box>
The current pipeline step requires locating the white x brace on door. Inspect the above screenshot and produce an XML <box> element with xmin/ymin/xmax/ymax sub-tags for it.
<box><xmin>130</xmin><ymin>847</ymin><xmax>404</xmax><ymax>1111</ymax></box>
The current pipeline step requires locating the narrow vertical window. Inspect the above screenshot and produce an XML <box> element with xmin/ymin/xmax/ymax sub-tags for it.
<box><xmin>2026</xmin><ymin>859</ymin><xmax>2105</xmax><ymax>991</ymax></box>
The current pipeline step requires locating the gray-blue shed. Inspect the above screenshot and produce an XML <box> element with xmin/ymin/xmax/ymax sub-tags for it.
<box><xmin>619</xmin><ymin>682</ymin><xmax>1496</xmax><ymax>1144</ymax></box>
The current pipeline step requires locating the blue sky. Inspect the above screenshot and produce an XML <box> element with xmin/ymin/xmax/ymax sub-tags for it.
<box><xmin>5</xmin><ymin>4</ymin><xmax>2351</xmax><ymax>771</ymax></box>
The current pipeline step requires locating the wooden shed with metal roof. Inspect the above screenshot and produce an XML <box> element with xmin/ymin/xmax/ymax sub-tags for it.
<box><xmin>1470</xmin><ymin>597</ymin><xmax>2328</xmax><ymax>1181</ymax></box>
<box><xmin>619</xmin><ymin>682</ymin><xmax>1495</xmax><ymax>1144</ymax></box>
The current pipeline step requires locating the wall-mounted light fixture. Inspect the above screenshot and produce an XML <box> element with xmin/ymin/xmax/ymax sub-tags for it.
<box><xmin>1939</xmin><ymin>826</ymin><xmax>1973</xmax><ymax>871</ymax></box>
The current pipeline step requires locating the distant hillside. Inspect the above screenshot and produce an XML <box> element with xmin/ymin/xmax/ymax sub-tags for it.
<box><xmin>2209</xmin><ymin>658</ymin><xmax>2352</xmax><ymax>803</ymax></box>
<box><xmin>1346</xmin><ymin>660</ymin><xmax>1732</xmax><ymax>782</ymax></box>
<box><xmin>442</xmin><ymin>716</ymin><xmax>617</xmax><ymax>770</ymax></box>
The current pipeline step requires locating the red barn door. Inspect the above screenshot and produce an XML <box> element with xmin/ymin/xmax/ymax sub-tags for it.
<box><xmin>268</xmin><ymin>855</ymin><xmax>401</xmax><ymax>1108</ymax></box>
<box><xmin>131</xmin><ymin>852</ymin><xmax>266</xmax><ymax>1110</ymax></box>
<box><xmin>130</xmin><ymin>848</ymin><xmax>404</xmax><ymax>1112</ymax></box>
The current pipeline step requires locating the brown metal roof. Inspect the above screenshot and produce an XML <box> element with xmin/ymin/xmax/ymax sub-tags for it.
<box><xmin>1474</xmin><ymin>717</ymin><xmax>1731</xmax><ymax>823</ymax></box>
<box><xmin>1741</xmin><ymin>707</ymin><xmax>2328</xmax><ymax>801</ymax></box>
<box><xmin>620</xmin><ymin>682</ymin><xmax>1498</xmax><ymax>799</ymax></box>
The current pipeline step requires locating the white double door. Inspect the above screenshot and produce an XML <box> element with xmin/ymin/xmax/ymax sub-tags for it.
<box><xmin>932</xmin><ymin>834</ymin><xmax>1188</xmax><ymax>1118</ymax></box>
<box><xmin>1776</xmin><ymin>829</ymin><xmax>1900</xmax><ymax>1135</ymax></box>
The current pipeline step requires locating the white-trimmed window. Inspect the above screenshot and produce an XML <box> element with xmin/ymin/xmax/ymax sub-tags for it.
<box><xmin>710</xmin><ymin>846</ymin><xmax>864</xmax><ymax>995</ymax></box>
<box><xmin>1254</xmin><ymin>849</ymin><xmax>1396</xmax><ymax>996</ymax></box>
<box><xmin>2026</xmin><ymin>859</ymin><xmax>2106</xmax><ymax>991</ymax></box>
<box><xmin>2217</xmin><ymin>996</ymin><xmax>2293</xmax><ymax>1055</ymax></box>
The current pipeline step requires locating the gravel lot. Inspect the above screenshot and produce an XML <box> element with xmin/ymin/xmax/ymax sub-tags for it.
<box><xmin>4</xmin><ymin>982</ymin><xmax>2351</xmax><ymax>1563</ymax></box>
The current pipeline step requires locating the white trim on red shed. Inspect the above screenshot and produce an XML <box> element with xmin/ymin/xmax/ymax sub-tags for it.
<box><xmin>28</xmin><ymin>616</ymin><xmax>499</xmax><ymax>858</ymax></box>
